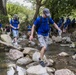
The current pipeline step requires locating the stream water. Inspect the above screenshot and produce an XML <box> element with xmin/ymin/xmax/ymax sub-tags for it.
<box><xmin>0</xmin><ymin>43</ymin><xmax>76</xmax><ymax>75</ymax></box>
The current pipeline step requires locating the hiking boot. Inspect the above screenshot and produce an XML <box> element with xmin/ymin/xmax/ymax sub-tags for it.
<box><xmin>39</xmin><ymin>60</ymin><xmax>45</xmax><ymax>67</ymax></box>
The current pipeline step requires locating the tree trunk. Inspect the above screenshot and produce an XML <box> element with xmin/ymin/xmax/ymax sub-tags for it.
<box><xmin>0</xmin><ymin>0</ymin><xmax>7</xmax><ymax>15</ymax></box>
<box><xmin>33</xmin><ymin>5</ymin><xmax>40</xmax><ymax>22</ymax></box>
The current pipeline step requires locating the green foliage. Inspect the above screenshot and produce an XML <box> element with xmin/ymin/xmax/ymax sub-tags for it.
<box><xmin>7</xmin><ymin>3</ymin><xmax>21</xmax><ymax>16</ymax></box>
<box><xmin>6</xmin><ymin>3</ymin><xmax>34</xmax><ymax>23</ymax></box>
<box><xmin>45</xmin><ymin>0</ymin><xmax>76</xmax><ymax>20</ymax></box>
<box><xmin>0</xmin><ymin>14</ymin><xmax>9</xmax><ymax>25</ymax></box>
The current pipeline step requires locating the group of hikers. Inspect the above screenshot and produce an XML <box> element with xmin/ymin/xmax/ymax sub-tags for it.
<box><xmin>0</xmin><ymin>8</ymin><xmax>76</xmax><ymax>67</ymax></box>
<box><xmin>57</xmin><ymin>16</ymin><xmax>75</xmax><ymax>33</ymax></box>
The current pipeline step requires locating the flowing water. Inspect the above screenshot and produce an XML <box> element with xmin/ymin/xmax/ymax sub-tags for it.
<box><xmin>0</xmin><ymin>43</ymin><xmax>76</xmax><ymax>75</ymax></box>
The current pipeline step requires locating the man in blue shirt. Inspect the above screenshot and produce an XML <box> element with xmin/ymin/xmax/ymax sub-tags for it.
<box><xmin>10</xmin><ymin>14</ymin><xmax>20</xmax><ymax>46</ymax></box>
<box><xmin>58</xmin><ymin>17</ymin><xmax>64</xmax><ymax>29</ymax></box>
<box><xmin>63</xmin><ymin>16</ymin><xmax>71</xmax><ymax>32</ymax></box>
<box><xmin>29</xmin><ymin>8</ymin><xmax>62</xmax><ymax>67</ymax></box>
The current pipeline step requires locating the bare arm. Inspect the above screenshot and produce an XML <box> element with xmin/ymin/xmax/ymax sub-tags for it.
<box><xmin>31</xmin><ymin>25</ymin><xmax>35</xmax><ymax>36</ymax></box>
<box><xmin>18</xmin><ymin>24</ymin><xmax>20</xmax><ymax>29</ymax></box>
<box><xmin>53</xmin><ymin>23</ymin><xmax>61</xmax><ymax>31</ymax></box>
<box><xmin>53</xmin><ymin>23</ymin><xmax>62</xmax><ymax>36</ymax></box>
<box><xmin>10</xmin><ymin>24</ymin><xmax>16</xmax><ymax>29</ymax></box>
<box><xmin>29</xmin><ymin>24</ymin><xmax>35</xmax><ymax>41</ymax></box>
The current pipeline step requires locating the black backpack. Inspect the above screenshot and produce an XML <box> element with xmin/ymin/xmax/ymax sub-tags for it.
<box><xmin>35</xmin><ymin>16</ymin><xmax>50</xmax><ymax>32</ymax></box>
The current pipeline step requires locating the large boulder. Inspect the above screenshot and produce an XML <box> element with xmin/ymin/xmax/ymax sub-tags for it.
<box><xmin>55</xmin><ymin>69</ymin><xmax>75</xmax><ymax>75</ymax></box>
<box><xmin>32</xmin><ymin>52</ymin><xmax>47</xmax><ymax>62</ymax></box>
<box><xmin>7</xmin><ymin>66</ymin><xmax>26</xmax><ymax>75</ymax></box>
<box><xmin>26</xmin><ymin>65</ymin><xmax>49</xmax><ymax>75</ymax></box>
<box><xmin>23</xmin><ymin>47</ymin><xmax>38</xmax><ymax>55</ymax></box>
<box><xmin>9</xmin><ymin>49</ymin><xmax>23</xmax><ymax>60</ymax></box>
<box><xmin>72</xmin><ymin>54</ymin><xmax>76</xmax><ymax>60</ymax></box>
<box><xmin>62</xmin><ymin>36</ymin><xmax>71</xmax><ymax>43</ymax></box>
<box><xmin>52</xmin><ymin>36</ymin><xmax>62</xmax><ymax>43</ymax></box>
<box><xmin>17</xmin><ymin>57</ymin><xmax>32</xmax><ymax>65</ymax></box>
<box><xmin>1</xmin><ymin>34</ymin><xmax>12</xmax><ymax>44</ymax></box>
<box><xmin>47</xmin><ymin>38</ymin><xmax>53</xmax><ymax>45</ymax></box>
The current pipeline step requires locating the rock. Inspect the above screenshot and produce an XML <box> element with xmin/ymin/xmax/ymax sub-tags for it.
<box><xmin>47</xmin><ymin>38</ymin><xmax>53</xmax><ymax>45</ymax></box>
<box><xmin>1</xmin><ymin>34</ymin><xmax>12</xmax><ymax>44</ymax></box>
<box><xmin>55</xmin><ymin>69</ymin><xmax>75</xmax><ymax>75</ymax></box>
<box><xmin>7</xmin><ymin>66</ymin><xmax>26</xmax><ymax>75</ymax></box>
<box><xmin>18</xmin><ymin>39</ymin><xmax>29</xmax><ymax>47</ymax></box>
<box><xmin>23</xmin><ymin>47</ymin><xmax>38</xmax><ymax>55</ymax></box>
<box><xmin>26</xmin><ymin>62</ymin><xmax>39</xmax><ymax>69</ymax></box>
<box><xmin>9</xmin><ymin>49</ymin><xmax>23</xmax><ymax>60</ymax></box>
<box><xmin>60</xmin><ymin>44</ymin><xmax>70</xmax><ymax>47</ymax></box>
<box><xmin>58</xmin><ymin>52</ymin><xmax>69</xmax><ymax>57</ymax></box>
<box><xmin>62</xmin><ymin>37</ymin><xmax>71</xmax><ymax>43</ymax></box>
<box><xmin>70</xmin><ymin>42</ymin><xmax>75</xmax><ymax>48</ymax></box>
<box><xmin>52</xmin><ymin>36</ymin><xmax>62</xmax><ymax>43</ymax></box>
<box><xmin>17</xmin><ymin>57</ymin><xmax>32</xmax><ymax>65</ymax></box>
<box><xmin>45</xmin><ymin>59</ymin><xmax>54</xmax><ymax>67</ymax></box>
<box><xmin>72</xmin><ymin>54</ymin><xmax>76</xmax><ymax>60</ymax></box>
<box><xmin>32</xmin><ymin>52</ymin><xmax>47</xmax><ymax>62</ymax></box>
<box><xmin>29</xmin><ymin>41</ymin><xmax>36</xmax><ymax>46</ymax></box>
<box><xmin>22</xmin><ymin>34</ymin><xmax>27</xmax><ymax>39</ymax></box>
<box><xmin>46</xmin><ymin>67</ymin><xmax>55</xmax><ymax>73</ymax></box>
<box><xmin>26</xmin><ymin>65</ymin><xmax>49</xmax><ymax>75</ymax></box>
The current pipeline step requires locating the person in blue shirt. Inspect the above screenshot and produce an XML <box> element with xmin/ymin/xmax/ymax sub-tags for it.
<box><xmin>29</xmin><ymin>8</ymin><xmax>62</xmax><ymax>67</ymax></box>
<box><xmin>0</xmin><ymin>20</ymin><xmax>3</xmax><ymax>32</ymax></box>
<box><xmin>27</xmin><ymin>24</ymin><xmax>32</xmax><ymax>37</ymax></box>
<box><xmin>63</xmin><ymin>16</ymin><xmax>71</xmax><ymax>32</ymax></box>
<box><xmin>58</xmin><ymin>17</ymin><xmax>64</xmax><ymax>29</ymax></box>
<box><xmin>10</xmin><ymin>14</ymin><xmax>20</xmax><ymax>46</ymax></box>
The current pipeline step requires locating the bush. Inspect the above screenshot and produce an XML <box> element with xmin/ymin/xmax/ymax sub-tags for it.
<box><xmin>0</xmin><ymin>14</ymin><xmax>9</xmax><ymax>27</ymax></box>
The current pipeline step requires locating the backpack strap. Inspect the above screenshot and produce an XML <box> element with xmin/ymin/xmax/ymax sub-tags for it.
<box><xmin>36</xmin><ymin>16</ymin><xmax>50</xmax><ymax>32</ymax></box>
<box><xmin>11</xmin><ymin>19</ymin><xmax>14</xmax><ymax>25</ymax></box>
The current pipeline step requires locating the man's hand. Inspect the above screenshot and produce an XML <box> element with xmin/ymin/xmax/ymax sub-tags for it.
<box><xmin>29</xmin><ymin>35</ymin><xmax>33</xmax><ymax>41</ymax></box>
<box><xmin>14</xmin><ymin>27</ymin><xmax>16</xmax><ymax>29</ymax></box>
<box><xmin>58</xmin><ymin>29</ymin><xmax>62</xmax><ymax>36</ymax></box>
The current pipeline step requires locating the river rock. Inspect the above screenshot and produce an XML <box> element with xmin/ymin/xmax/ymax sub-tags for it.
<box><xmin>26</xmin><ymin>65</ymin><xmax>49</xmax><ymax>75</ymax></box>
<box><xmin>23</xmin><ymin>47</ymin><xmax>38</xmax><ymax>54</ymax></box>
<box><xmin>72</xmin><ymin>54</ymin><xmax>76</xmax><ymax>60</ymax></box>
<box><xmin>18</xmin><ymin>39</ymin><xmax>29</xmax><ymax>47</ymax></box>
<box><xmin>47</xmin><ymin>38</ymin><xmax>53</xmax><ymax>45</ymax></box>
<box><xmin>32</xmin><ymin>52</ymin><xmax>47</xmax><ymax>62</ymax></box>
<box><xmin>58</xmin><ymin>52</ymin><xmax>69</xmax><ymax>57</ymax></box>
<box><xmin>7</xmin><ymin>66</ymin><xmax>26</xmax><ymax>75</ymax></box>
<box><xmin>52</xmin><ymin>36</ymin><xmax>62</xmax><ymax>43</ymax></box>
<box><xmin>1</xmin><ymin>34</ymin><xmax>12</xmax><ymax>43</ymax></box>
<box><xmin>46</xmin><ymin>67</ymin><xmax>55</xmax><ymax>74</ymax></box>
<box><xmin>17</xmin><ymin>57</ymin><xmax>32</xmax><ymax>65</ymax></box>
<box><xmin>55</xmin><ymin>69</ymin><xmax>75</xmax><ymax>75</ymax></box>
<box><xmin>9</xmin><ymin>49</ymin><xmax>23</xmax><ymax>60</ymax></box>
<box><xmin>46</xmin><ymin>59</ymin><xmax>54</xmax><ymax>67</ymax></box>
<box><xmin>26</xmin><ymin>62</ymin><xmax>39</xmax><ymax>69</ymax></box>
<box><xmin>62</xmin><ymin>36</ymin><xmax>71</xmax><ymax>43</ymax></box>
<box><xmin>70</xmin><ymin>42</ymin><xmax>75</xmax><ymax>48</ymax></box>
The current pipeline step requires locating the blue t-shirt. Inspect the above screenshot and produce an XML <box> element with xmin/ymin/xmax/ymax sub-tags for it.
<box><xmin>64</xmin><ymin>18</ymin><xmax>71</xmax><ymax>28</ymax></box>
<box><xmin>34</xmin><ymin>16</ymin><xmax>54</xmax><ymax>36</ymax></box>
<box><xmin>27</xmin><ymin>25</ymin><xmax>32</xmax><ymax>31</ymax></box>
<box><xmin>65</xmin><ymin>18</ymin><xmax>71</xmax><ymax>25</ymax></box>
<box><xmin>0</xmin><ymin>23</ymin><xmax>2</xmax><ymax>28</ymax></box>
<box><xmin>10</xmin><ymin>19</ymin><xmax>19</xmax><ymax>30</ymax></box>
<box><xmin>58</xmin><ymin>18</ymin><xmax>64</xmax><ymax>27</ymax></box>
